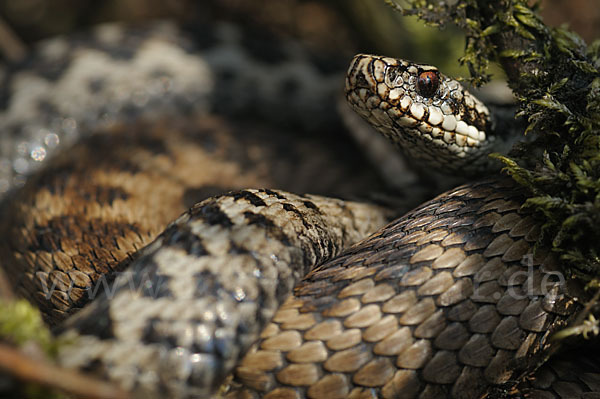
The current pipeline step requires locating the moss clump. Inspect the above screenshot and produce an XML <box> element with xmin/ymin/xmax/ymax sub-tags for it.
<box><xmin>0</xmin><ymin>300</ymin><xmax>62</xmax><ymax>356</ymax></box>
<box><xmin>386</xmin><ymin>0</ymin><xmax>600</xmax><ymax>283</ymax></box>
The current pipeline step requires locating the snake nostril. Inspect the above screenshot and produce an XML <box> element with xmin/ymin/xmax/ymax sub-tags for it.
<box><xmin>386</xmin><ymin>66</ymin><xmax>401</xmax><ymax>85</ymax></box>
<box><xmin>354</xmin><ymin>71</ymin><xmax>369</xmax><ymax>88</ymax></box>
<box><xmin>417</xmin><ymin>71</ymin><xmax>439</xmax><ymax>97</ymax></box>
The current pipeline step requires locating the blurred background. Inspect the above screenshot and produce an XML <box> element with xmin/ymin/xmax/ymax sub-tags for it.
<box><xmin>0</xmin><ymin>0</ymin><xmax>598</xmax><ymax>77</ymax></box>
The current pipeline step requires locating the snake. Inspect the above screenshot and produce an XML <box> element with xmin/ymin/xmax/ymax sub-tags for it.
<box><xmin>0</xmin><ymin>19</ymin><xmax>599</xmax><ymax>399</ymax></box>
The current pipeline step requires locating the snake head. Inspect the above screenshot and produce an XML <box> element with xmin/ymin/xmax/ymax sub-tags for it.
<box><xmin>345</xmin><ymin>54</ymin><xmax>497</xmax><ymax>175</ymax></box>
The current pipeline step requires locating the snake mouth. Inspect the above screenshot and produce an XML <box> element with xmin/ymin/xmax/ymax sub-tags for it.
<box><xmin>345</xmin><ymin>54</ymin><xmax>495</xmax><ymax>173</ymax></box>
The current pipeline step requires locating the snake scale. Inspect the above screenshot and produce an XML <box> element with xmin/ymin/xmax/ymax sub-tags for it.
<box><xmin>1</xmin><ymin>17</ymin><xmax>600</xmax><ymax>399</ymax></box>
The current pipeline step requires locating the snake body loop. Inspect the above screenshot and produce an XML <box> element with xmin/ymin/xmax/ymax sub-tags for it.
<box><xmin>0</xmin><ymin>22</ymin><xmax>597</xmax><ymax>399</ymax></box>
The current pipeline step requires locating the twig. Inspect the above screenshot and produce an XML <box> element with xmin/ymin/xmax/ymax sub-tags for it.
<box><xmin>0</xmin><ymin>343</ymin><xmax>130</xmax><ymax>399</ymax></box>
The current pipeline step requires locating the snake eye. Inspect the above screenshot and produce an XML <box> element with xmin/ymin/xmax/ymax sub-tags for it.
<box><xmin>417</xmin><ymin>71</ymin><xmax>439</xmax><ymax>97</ymax></box>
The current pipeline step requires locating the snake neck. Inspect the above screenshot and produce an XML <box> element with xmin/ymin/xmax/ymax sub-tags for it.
<box><xmin>345</xmin><ymin>53</ymin><xmax>522</xmax><ymax>177</ymax></box>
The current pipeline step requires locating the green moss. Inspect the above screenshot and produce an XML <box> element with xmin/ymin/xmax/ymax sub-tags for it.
<box><xmin>0</xmin><ymin>300</ymin><xmax>63</xmax><ymax>357</ymax></box>
<box><xmin>0</xmin><ymin>300</ymin><xmax>69</xmax><ymax>398</ymax></box>
<box><xmin>384</xmin><ymin>0</ymin><xmax>600</xmax><ymax>285</ymax></box>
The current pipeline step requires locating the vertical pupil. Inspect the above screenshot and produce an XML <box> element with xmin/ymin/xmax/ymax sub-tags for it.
<box><xmin>417</xmin><ymin>71</ymin><xmax>439</xmax><ymax>97</ymax></box>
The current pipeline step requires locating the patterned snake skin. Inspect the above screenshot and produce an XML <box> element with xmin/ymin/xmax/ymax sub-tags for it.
<box><xmin>0</xmin><ymin>21</ymin><xmax>599</xmax><ymax>399</ymax></box>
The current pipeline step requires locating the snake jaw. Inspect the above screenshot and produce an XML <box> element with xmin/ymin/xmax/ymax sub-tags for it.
<box><xmin>346</xmin><ymin>54</ymin><xmax>497</xmax><ymax>175</ymax></box>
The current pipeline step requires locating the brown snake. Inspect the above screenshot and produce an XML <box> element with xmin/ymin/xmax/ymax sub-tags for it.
<box><xmin>0</xmin><ymin>22</ymin><xmax>599</xmax><ymax>399</ymax></box>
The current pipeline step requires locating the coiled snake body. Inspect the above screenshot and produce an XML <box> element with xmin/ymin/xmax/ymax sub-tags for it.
<box><xmin>0</xmin><ymin>21</ymin><xmax>598</xmax><ymax>399</ymax></box>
